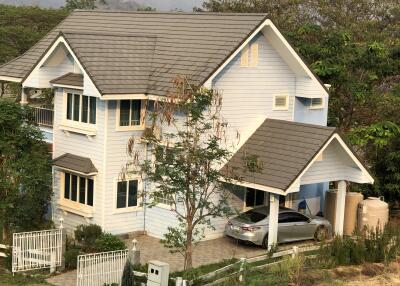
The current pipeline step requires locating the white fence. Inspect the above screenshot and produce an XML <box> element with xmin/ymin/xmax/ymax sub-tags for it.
<box><xmin>77</xmin><ymin>249</ymin><xmax>129</xmax><ymax>286</ymax></box>
<box><xmin>12</xmin><ymin>229</ymin><xmax>63</xmax><ymax>273</ymax></box>
<box><xmin>0</xmin><ymin>243</ymin><xmax>8</xmax><ymax>258</ymax></box>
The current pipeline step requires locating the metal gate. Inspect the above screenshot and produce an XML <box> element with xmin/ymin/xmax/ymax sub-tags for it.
<box><xmin>12</xmin><ymin>229</ymin><xmax>63</xmax><ymax>272</ymax></box>
<box><xmin>77</xmin><ymin>249</ymin><xmax>128</xmax><ymax>286</ymax></box>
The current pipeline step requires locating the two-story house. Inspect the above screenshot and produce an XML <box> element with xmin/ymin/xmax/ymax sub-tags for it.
<box><xmin>0</xmin><ymin>11</ymin><xmax>373</xmax><ymax>248</ymax></box>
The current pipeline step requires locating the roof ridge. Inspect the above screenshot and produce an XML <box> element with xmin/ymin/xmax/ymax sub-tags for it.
<box><xmin>264</xmin><ymin>118</ymin><xmax>336</xmax><ymax>131</ymax></box>
<box><xmin>73</xmin><ymin>10</ymin><xmax>268</xmax><ymax>16</ymax></box>
<box><xmin>62</xmin><ymin>31</ymin><xmax>158</xmax><ymax>38</ymax></box>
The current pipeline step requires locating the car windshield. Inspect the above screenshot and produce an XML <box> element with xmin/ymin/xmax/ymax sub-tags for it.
<box><xmin>236</xmin><ymin>207</ymin><xmax>268</xmax><ymax>223</ymax></box>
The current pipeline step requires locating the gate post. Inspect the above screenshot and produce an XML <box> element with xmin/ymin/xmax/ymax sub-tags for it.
<box><xmin>128</xmin><ymin>239</ymin><xmax>140</xmax><ymax>265</ymax></box>
<box><xmin>58</xmin><ymin>218</ymin><xmax>66</xmax><ymax>272</ymax></box>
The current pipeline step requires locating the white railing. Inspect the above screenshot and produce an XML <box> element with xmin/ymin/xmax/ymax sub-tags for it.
<box><xmin>0</xmin><ymin>243</ymin><xmax>9</xmax><ymax>258</ymax></box>
<box><xmin>12</xmin><ymin>229</ymin><xmax>63</xmax><ymax>272</ymax></box>
<box><xmin>77</xmin><ymin>249</ymin><xmax>128</xmax><ymax>286</ymax></box>
<box><xmin>32</xmin><ymin>107</ymin><xmax>54</xmax><ymax>127</ymax></box>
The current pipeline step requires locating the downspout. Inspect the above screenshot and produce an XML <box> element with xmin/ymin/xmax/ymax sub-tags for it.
<box><xmin>102</xmin><ymin>100</ymin><xmax>109</xmax><ymax>230</ymax></box>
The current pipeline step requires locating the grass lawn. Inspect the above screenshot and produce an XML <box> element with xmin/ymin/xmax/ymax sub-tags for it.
<box><xmin>0</xmin><ymin>259</ymin><xmax>50</xmax><ymax>286</ymax></box>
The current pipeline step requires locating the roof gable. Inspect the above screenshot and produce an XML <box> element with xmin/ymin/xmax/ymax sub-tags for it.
<box><xmin>0</xmin><ymin>11</ymin><xmax>267</xmax><ymax>96</ymax></box>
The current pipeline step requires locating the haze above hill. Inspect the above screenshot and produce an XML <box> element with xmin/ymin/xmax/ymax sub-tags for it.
<box><xmin>0</xmin><ymin>0</ymin><xmax>204</xmax><ymax>11</ymax></box>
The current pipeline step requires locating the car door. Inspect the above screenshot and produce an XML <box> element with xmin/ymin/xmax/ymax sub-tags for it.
<box><xmin>277</xmin><ymin>213</ymin><xmax>293</xmax><ymax>243</ymax></box>
<box><xmin>283</xmin><ymin>212</ymin><xmax>315</xmax><ymax>241</ymax></box>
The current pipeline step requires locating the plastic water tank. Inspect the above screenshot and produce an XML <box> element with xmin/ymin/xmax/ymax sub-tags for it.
<box><xmin>343</xmin><ymin>192</ymin><xmax>363</xmax><ymax>235</ymax></box>
<box><xmin>357</xmin><ymin>197</ymin><xmax>389</xmax><ymax>231</ymax></box>
<box><xmin>324</xmin><ymin>189</ymin><xmax>337</xmax><ymax>231</ymax></box>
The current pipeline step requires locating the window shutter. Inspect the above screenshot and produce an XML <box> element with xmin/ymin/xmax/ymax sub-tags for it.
<box><xmin>241</xmin><ymin>45</ymin><xmax>249</xmax><ymax>67</ymax></box>
<box><xmin>250</xmin><ymin>43</ymin><xmax>258</xmax><ymax>67</ymax></box>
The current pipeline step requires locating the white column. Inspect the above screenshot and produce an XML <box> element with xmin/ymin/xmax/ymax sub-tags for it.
<box><xmin>20</xmin><ymin>87</ymin><xmax>28</xmax><ymax>105</ymax></box>
<box><xmin>268</xmin><ymin>193</ymin><xmax>279</xmax><ymax>249</ymax></box>
<box><xmin>334</xmin><ymin>180</ymin><xmax>346</xmax><ymax>235</ymax></box>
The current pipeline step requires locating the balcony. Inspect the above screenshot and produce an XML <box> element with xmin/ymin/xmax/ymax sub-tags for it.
<box><xmin>32</xmin><ymin>106</ymin><xmax>54</xmax><ymax>127</ymax></box>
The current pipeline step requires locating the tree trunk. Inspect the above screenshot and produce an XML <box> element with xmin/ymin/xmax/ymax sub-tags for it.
<box><xmin>2</xmin><ymin>223</ymin><xmax>9</xmax><ymax>243</ymax></box>
<box><xmin>184</xmin><ymin>225</ymin><xmax>193</xmax><ymax>270</ymax></box>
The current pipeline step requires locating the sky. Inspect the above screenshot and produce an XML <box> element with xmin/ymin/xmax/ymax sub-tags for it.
<box><xmin>0</xmin><ymin>0</ymin><xmax>205</xmax><ymax>11</ymax></box>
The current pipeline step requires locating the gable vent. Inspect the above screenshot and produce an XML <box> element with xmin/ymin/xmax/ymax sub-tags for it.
<box><xmin>273</xmin><ymin>95</ymin><xmax>289</xmax><ymax>110</ymax></box>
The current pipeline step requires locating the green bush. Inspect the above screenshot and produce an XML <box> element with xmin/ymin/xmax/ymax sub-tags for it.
<box><xmin>94</xmin><ymin>233</ymin><xmax>126</xmax><ymax>252</ymax></box>
<box><xmin>74</xmin><ymin>224</ymin><xmax>102</xmax><ymax>252</ymax></box>
<box><xmin>64</xmin><ymin>247</ymin><xmax>80</xmax><ymax>270</ymax></box>
<box><xmin>121</xmin><ymin>260</ymin><xmax>135</xmax><ymax>286</ymax></box>
<box><xmin>316</xmin><ymin>222</ymin><xmax>400</xmax><ymax>267</ymax></box>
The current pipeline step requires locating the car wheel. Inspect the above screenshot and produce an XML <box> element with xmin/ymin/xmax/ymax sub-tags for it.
<box><xmin>314</xmin><ymin>226</ymin><xmax>328</xmax><ymax>241</ymax></box>
<box><xmin>262</xmin><ymin>234</ymin><xmax>269</xmax><ymax>249</ymax></box>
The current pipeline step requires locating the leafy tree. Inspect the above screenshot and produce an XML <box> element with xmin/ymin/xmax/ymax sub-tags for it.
<box><xmin>65</xmin><ymin>0</ymin><xmax>107</xmax><ymax>11</ymax></box>
<box><xmin>121</xmin><ymin>260</ymin><xmax>134</xmax><ymax>286</ymax></box>
<box><xmin>136</xmin><ymin>77</ymin><xmax>234</xmax><ymax>269</ymax></box>
<box><xmin>0</xmin><ymin>100</ymin><xmax>52</xmax><ymax>241</ymax></box>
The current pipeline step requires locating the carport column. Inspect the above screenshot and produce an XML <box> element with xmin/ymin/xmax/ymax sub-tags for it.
<box><xmin>268</xmin><ymin>194</ymin><xmax>279</xmax><ymax>249</ymax></box>
<box><xmin>334</xmin><ymin>180</ymin><xmax>346</xmax><ymax>236</ymax></box>
<box><xmin>20</xmin><ymin>87</ymin><xmax>28</xmax><ymax>105</ymax></box>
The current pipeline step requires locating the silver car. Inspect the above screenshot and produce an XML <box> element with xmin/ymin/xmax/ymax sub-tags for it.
<box><xmin>224</xmin><ymin>206</ymin><xmax>332</xmax><ymax>248</ymax></box>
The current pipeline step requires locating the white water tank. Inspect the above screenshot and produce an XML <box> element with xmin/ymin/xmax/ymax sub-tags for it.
<box><xmin>357</xmin><ymin>197</ymin><xmax>389</xmax><ymax>231</ymax></box>
<box><xmin>343</xmin><ymin>192</ymin><xmax>363</xmax><ymax>236</ymax></box>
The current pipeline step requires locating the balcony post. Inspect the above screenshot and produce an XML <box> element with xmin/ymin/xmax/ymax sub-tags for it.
<box><xmin>20</xmin><ymin>87</ymin><xmax>28</xmax><ymax>105</ymax></box>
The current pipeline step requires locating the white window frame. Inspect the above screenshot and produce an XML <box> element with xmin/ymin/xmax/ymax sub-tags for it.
<box><xmin>115</xmin><ymin>99</ymin><xmax>145</xmax><ymax>131</ymax></box>
<box><xmin>240</xmin><ymin>42</ymin><xmax>258</xmax><ymax>67</ymax></box>
<box><xmin>59</xmin><ymin>171</ymin><xmax>95</xmax><ymax>218</ymax></box>
<box><xmin>61</xmin><ymin>89</ymin><xmax>97</xmax><ymax>135</ymax></box>
<box><xmin>113</xmin><ymin>176</ymin><xmax>142</xmax><ymax>214</ymax></box>
<box><xmin>273</xmin><ymin>94</ymin><xmax>289</xmax><ymax>110</ymax></box>
<box><xmin>309</xmin><ymin>97</ymin><xmax>324</xmax><ymax>109</ymax></box>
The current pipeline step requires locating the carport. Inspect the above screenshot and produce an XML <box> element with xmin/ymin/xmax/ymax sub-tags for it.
<box><xmin>223</xmin><ymin>119</ymin><xmax>374</xmax><ymax>248</ymax></box>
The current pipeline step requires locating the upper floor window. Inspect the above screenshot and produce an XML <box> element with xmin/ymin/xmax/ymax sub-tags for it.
<box><xmin>273</xmin><ymin>95</ymin><xmax>289</xmax><ymax>110</ymax></box>
<box><xmin>309</xmin><ymin>98</ymin><xmax>324</xmax><ymax>109</ymax></box>
<box><xmin>64</xmin><ymin>172</ymin><xmax>94</xmax><ymax>207</ymax></box>
<box><xmin>117</xmin><ymin>100</ymin><xmax>144</xmax><ymax>131</ymax></box>
<box><xmin>66</xmin><ymin>92</ymin><xmax>96</xmax><ymax>124</ymax></box>
<box><xmin>240</xmin><ymin>42</ymin><xmax>258</xmax><ymax>67</ymax></box>
<box><xmin>116</xmin><ymin>179</ymin><xmax>139</xmax><ymax>209</ymax></box>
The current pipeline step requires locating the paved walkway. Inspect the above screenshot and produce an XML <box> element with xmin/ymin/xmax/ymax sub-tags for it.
<box><xmin>46</xmin><ymin>234</ymin><xmax>315</xmax><ymax>285</ymax></box>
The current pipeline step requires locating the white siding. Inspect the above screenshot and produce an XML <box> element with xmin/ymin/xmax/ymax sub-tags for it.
<box><xmin>213</xmin><ymin>32</ymin><xmax>296</xmax><ymax>148</ymax></box>
<box><xmin>300</xmin><ymin>139</ymin><xmax>369</xmax><ymax>185</ymax></box>
<box><xmin>296</xmin><ymin>77</ymin><xmax>327</xmax><ymax>99</ymax></box>
<box><xmin>52</xmin><ymin>87</ymin><xmax>105</xmax><ymax>231</ymax></box>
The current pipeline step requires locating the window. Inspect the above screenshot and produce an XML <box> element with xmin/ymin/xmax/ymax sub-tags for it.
<box><xmin>240</xmin><ymin>42</ymin><xmax>258</xmax><ymax>67</ymax></box>
<box><xmin>119</xmin><ymin>100</ymin><xmax>142</xmax><ymax>127</ymax></box>
<box><xmin>309</xmin><ymin>97</ymin><xmax>324</xmax><ymax>109</ymax></box>
<box><xmin>279</xmin><ymin>212</ymin><xmax>309</xmax><ymax>223</ymax></box>
<box><xmin>64</xmin><ymin>172</ymin><xmax>94</xmax><ymax>206</ymax></box>
<box><xmin>245</xmin><ymin>188</ymin><xmax>265</xmax><ymax>208</ymax></box>
<box><xmin>66</xmin><ymin>92</ymin><xmax>96</xmax><ymax>124</ymax></box>
<box><xmin>116</xmin><ymin>179</ymin><xmax>138</xmax><ymax>209</ymax></box>
<box><xmin>273</xmin><ymin>95</ymin><xmax>289</xmax><ymax>110</ymax></box>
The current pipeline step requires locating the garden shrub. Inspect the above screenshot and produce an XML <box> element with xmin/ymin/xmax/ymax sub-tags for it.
<box><xmin>121</xmin><ymin>260</ymin><xmax>135</xmax><ymax>286</ymax></box>
<box><xmin>64</xmin><ymin>248</ymin><xmax>80</xmax><ymax>270</ymax></box>
<box><xmin>94</xmin><ymin>233</ymin><xmax>126</xmax><ymax>252</ymax></box>
<box><xmin>74</xmin><ymin>224</ymin><xmax>102</xmax><ymax>252</ymax></box>
<box><xmin>317</xmin><ymin>222</ymin><xmax>400</xmax><ymax>267</ymax></box>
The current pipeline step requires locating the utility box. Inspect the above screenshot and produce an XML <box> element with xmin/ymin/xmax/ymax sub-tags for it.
<box><xmin>147</xmin><ymin>260</ymin><xmax>169</xmax><ymax>286</ymax></box>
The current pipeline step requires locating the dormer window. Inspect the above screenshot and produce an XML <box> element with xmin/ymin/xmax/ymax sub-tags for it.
<box><xmin>273</xmin><ymin>95</ymin><xmax>289</xmax><ymax>110</ymax></box>
<box><xmin>240</xmin><ymin>42</ymin><xmax>258</xmax><ymax>67</ymax></box>
<box><xmin>309</xmin><ymin>98</ymin><xmax>324</xmax><ymax>109</ymax></box>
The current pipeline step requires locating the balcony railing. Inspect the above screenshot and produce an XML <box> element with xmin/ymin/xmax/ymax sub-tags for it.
<box><xmin>32</xmin><ymin>107</ymin><xmax>54</xmax><ymax>127</ymax></box>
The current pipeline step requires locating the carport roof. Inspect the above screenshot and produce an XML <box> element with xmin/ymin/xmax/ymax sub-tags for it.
<box><xmin>222</xmin><ymin>119</ymin><xmax>338</xmax><ymax>191</ymax></box>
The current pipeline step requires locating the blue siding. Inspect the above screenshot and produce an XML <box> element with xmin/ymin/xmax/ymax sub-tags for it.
<box><xmin>293</xmin><ymin>97</ymin><xmax>328</xmax><ymax>126</ymax></box>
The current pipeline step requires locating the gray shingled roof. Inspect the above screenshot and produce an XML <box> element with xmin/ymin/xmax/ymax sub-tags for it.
<box><xmin>50</xmin><ymin>72</ymin><xmax>83</xmax><ymax>87</ymax></box>
<box><xmin>223</xmin><ymin>119</ymin><xmax>336</xmax><ymax>191</ymax></box>
<box><xmin>53</xmin><ymin>153</ymin><xmax>98</xmax><ymax>174</ymax></box>
<box><xmin>0</xmin><ymin>11</ymin><xmax>267</xmax><ymax>96</ymax></box>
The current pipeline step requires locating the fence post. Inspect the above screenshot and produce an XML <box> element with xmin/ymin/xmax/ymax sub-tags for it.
<box><xmin>291</xmin><ymin>246</ymin><xmax>299</xmax><ymax>259</ymax></box>
<box><xmin>238</xmin><ymin>257</ymin><xmax>247</xmax><ymax>282</ymax></box>
<box><xmin>128</xmin><ymin>239</ymin><xmax>140</xmax><ymax>265</ymax></box>
<box><xmin>58</xmin><ymin>218</ymin><xmax>66</xmax><ymax>272</ymax></box>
